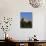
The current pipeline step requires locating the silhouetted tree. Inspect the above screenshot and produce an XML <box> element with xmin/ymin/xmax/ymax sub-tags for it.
<box><xmin>20</xmin><ymin>18</ymin><xmax>32</xmax><ymax>28</ymax></box>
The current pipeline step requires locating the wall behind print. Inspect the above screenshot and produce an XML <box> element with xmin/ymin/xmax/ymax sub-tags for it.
<box><xmin>0</xmin><ymin>0</ymin><xmax>46</xmax><ymax>40</ymax></box>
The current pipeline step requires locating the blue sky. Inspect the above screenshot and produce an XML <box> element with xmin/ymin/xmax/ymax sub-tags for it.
<box><xmin>20</xmin><ymin>12</ymin><xmax>32</xmax><ymax>21</ymax></box>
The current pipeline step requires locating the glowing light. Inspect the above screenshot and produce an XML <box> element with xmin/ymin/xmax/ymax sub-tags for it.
<box><xmin>6</xmin><ymin>34</ymin><xmax>8</xmax><ymax>37</ymax></box>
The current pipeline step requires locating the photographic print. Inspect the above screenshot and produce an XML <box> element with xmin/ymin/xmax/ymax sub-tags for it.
<box><xmin>20</xmin><ymin>12</ymin><xmax>32</xmax><ymax>28</ymax></box>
